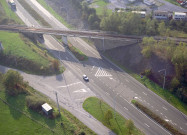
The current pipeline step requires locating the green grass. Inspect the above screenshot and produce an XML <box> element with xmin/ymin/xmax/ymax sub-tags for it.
<box><xmin>17</xmin><ymin>0</ymin><xmax>50</xmax><ymax>27</ymax></box>
<box><xmin>83</xmin><ymin>97</ymin><xmax>144</xmax><ymax>135</ymax></box>
<box><xmin>36</xmin><ymin>0</ymin><xmax>73</xmax><ymax>29</ymax></box>
<box><xmin>68</xmin><ymin>44</ymin><xmax>88</xmax><ymax>61</ymax></box>
<box><xmin>0</xmin><ymin>31</ymin><xmax>64</xmax><ymax>75</ymax></box>
<box><xmin>0</xmin><ymin>31</ymin><xmax>49</xmax><ymax>66</ymax></box>
<box><xmin>90</xmin><ymin>0</ymin><xmax>112</xmax><ymax>16</ymax></box>
<box><xmin>0</xmin><ymin>0</ymin><xmax>23</xmax><ymax>24</ymax></box>
<box><xmin>0</xmin><ymin>77</ymin><xmax>95</xmax><ymax>135</ymax></box>
<box><xmin>0</xmin><ymin>100</ymin><xmax>54</xmax><ymax>135</ymax></box>
<box><xmin>104</xmin><ymin>53</ymin><xmax>187</xmax><ymax>115</ymax></box>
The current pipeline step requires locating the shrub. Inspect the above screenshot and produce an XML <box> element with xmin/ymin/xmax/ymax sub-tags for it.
<box><xmin>141</xmin><ymin>46</ymin><xmax>152</xmax><ymax>58</ymax></box>
<box><xmin>3</xmin><ymin>70</ymin><xmax>24</xmax><ymax>96</ymax></box>
<box><xmin>26</xmin><ymin>96</ymin><xmax>45</xmax><ymax>111</ymax></box>
<box><xmin>52</xmin><ymin>59</ymin><xmax>60</xmax><ymax>71</ymax></box>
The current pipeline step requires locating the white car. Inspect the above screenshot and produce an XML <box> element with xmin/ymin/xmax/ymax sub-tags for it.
<box><xmin>83</xmin><ymin>74</ymin><xmax>89</xmax><ymax>82</ymax></box>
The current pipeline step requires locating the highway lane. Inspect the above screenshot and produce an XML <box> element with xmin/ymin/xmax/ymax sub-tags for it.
<box><xmin>15</xmin><ymin>0</ymin><xmax>187</xmax><ymax>134</ymax></box>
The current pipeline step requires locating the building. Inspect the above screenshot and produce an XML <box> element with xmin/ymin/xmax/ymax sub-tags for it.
<box><xmin>42</xmin><ymin>103</ymin><xmax>52</xmax><ymax>115</ymax></box>
<box><xmin>132</xmin><ymin>11</ymin><xmax>146</xmax><ymax>18</ymax></box>
<box><xmin>173</xmin><ymin>12</ymin><xmax>186</xmax><ymax>20</ymax></box>
<box><xmin>154</xmin><ymin>11</ymin><xmax>169</xmax><ymax>20</ymax></box>
<box><xmin>143</xmin><ymin>0</ymin><xmax>155</xmax><ymax>6</ymax></box>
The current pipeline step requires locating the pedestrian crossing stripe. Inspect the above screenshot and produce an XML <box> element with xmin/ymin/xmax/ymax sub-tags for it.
<box><xmin>95</xmin><ymin>67</ymin><xmax>112</xmax><ymax>77</ymax></box>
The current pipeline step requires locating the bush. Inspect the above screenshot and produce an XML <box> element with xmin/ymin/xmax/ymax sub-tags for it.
<box><xmin>141</xmin><ymin>46</ymin><xmax>152</xmax><ymax>58</ymax></box>
<box><xmin>26</xmin><ymin>96</ymin><xmax>45</xmax><ymax>111</ymax></box>
<box><xmin>3</xmin><ymin>70</ymin><xmax>24</xmax><ymax>96</ymax></box>
<box><xmin>52</xmin><ymin>59</ymin><xmax>60</xmax><ymax>71</ymax></box>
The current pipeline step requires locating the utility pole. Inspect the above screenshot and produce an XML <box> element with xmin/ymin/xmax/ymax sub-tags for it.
<box><xmin>102</xmin><ymin>37</ymin><xmax>105</xmax><ymax>52</ymax></box>
<box><xmin>158</xmin><ymin>69</ymin><xmax>166</xmax><ymax>89</ymax></box>
<box><xmin>55</xmin><ymin>91</ymin><xmax>61</xmax><ymax>115</ymax></box>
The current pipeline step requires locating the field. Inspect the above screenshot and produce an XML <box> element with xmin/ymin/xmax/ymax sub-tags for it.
<box><xmin>90</xmin><ymin>0</ymin><xmax>112</xmax><ymax>16</ymax></box>
<box><xmin>83</xmin><ymin>97</ymin><xmax>144</xmax><ymax>135</ymax></box>
<box><xmin>0</xmin><ymin>77</ymin><xmax>95</xmax><ymax>135</ymax></box>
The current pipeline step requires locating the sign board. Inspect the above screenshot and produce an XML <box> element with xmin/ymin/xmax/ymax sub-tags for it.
<box><xmin>0</xmin><ymin>41</ymin><xmax>3</xmax><ymax>51</ymax></box>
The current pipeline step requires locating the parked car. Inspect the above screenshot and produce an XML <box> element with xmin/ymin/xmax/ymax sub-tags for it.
<box><xmin>83</xmin><ymin>75</ymin><xmax>89</xmax><ymax>82</ymax></box>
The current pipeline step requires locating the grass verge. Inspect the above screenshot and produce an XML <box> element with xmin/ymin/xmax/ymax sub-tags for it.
<box><xmin>36</xmin><ymin>0</ymin><xmax>72</xmax><ymax>29</ymax></box>
<box><xmin>0</xmin><ymin>31</ymin><xmax>64</xmax><ymax>75</ymax></box>
<box><xmin>132</xmin><ymin>100</ymin><xmax>185</xmax><ymax>135</ymax></box>
<box><xmin>83</xmin><ymin>97</ymin><xmax>144</xmax><ymax>135</ymax></box>
<box><xmin>17</xmin><ymin>0</ymin><xmax>50</xmax><ymax>27</ymax></box>
<box><xmin>0</xmin><ymin>73</ymin><xmax>95</xmax><ymax>135</ymax></box>
<box><xmin>68</xmin><ymin>44</ymin><xmax>88</xmax><ymax>61</ymax></box>
<box><xmin>90</xmin><ymin>0</ymin><xmax>112</xmax><ymax>16</ymax></box>
<box><xmin>104</xmin><ymin>53</ymin><xmax>187</xmax><ymax>115</ymax></box>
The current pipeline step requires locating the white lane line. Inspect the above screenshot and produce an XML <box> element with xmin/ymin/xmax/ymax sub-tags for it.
<box><xmin>156</xmin><ymin>109</ymin><xmax>159</xmax><ymax>112</ymax></box>
<box><xmin>142</xmin><ymin>92</ymin><xmax>147</xmax><ymax>96</ymax></box>
<box><xmin>57</xmin><ymin>82</ymin><xmax>82</xmax><ymax>88</ymax></box>
<box><xmin>91</xmin><ymin>66</ymin><xmax>95</xmax><ymax>70</ymax></box>
<box><xmin>124</xmin><ymin>107</ymin><xmax>128</xmax><ymax>111</ymax></box>
<box><xmin>144</xmin><ymin>123</ymin><xmax>150</xmax><ymax>128</ymax></box>
<box><xmin>73</xmin><ymin>89</ymin><xmax>87</xmax><ymax>93</ymax></box>
<box><xmin>180</xmin><ymin>127</ymin><xmax>182</xmax><ymax>130</ymax></box>
<box><xmin>160</xmin><ymin>113</ymin><xmax>163</xmax><ymax>115</ymax></box>
<box><xmin>162</xmin><ymin>107</ymin><xmax>167</xmax><ymax>111</ymax></box>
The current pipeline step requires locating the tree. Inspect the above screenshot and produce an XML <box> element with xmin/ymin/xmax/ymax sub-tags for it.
<box><xmin>104</xmin><ymin>110</ymin><xmax>113</xmax><ymax>126</ymax></box>
<box><xmin>170</xmin><ymin>77</ymin><xmax>180</xmax><ymax>91</ymax></box>
<box><xmin>3</xmin><ymin>70</ymin><xmax>24</xmax><ymax>95</ymax></box>
<box><xmin>52</xmin><ymin>59</ymin><xmax>60</xmax><ymax>71</ymax></box>
<box><xmin>125</xmin><ymin>119</ymin><xmax>134</xmax><ymax>134</ymax></box>
<box><xmin>146</xmin><ymin>19</ymin><xmax>157</xmax><ymax>35</ymax></box>
<box><xmin>158</xmin><ymin>21</ymin><xmax>166</xmax><ymax>36</ymax></box>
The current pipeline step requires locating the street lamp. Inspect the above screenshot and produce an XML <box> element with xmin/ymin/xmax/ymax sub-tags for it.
<box><xmin>158</xmin><ymin>69</ymin><xmax>166</xmax><ymax>89</ymax></box>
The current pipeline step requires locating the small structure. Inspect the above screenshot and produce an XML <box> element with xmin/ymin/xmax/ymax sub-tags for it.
<box><xmin>173</xmin><ymin>12</ymin><xmax>186</xmax><ymax>20</ymax></box>
<box><xmin>42</xmin><ymin>103</ymin><xmax>52</xmax><ymax>115</ymax></box>
<box><xmin>154</xmin><ymin>11</ymin><xmax>169</xmax><ymax>20</ymax></box>
<box><xmin>143</xmin><ymin>0</ymin><xmax>155</xmax><ymax>6</ymax></box>
<box><xmin>132</xmin><ymin>11</ymin><xmax>146</xmax><ymax>18</ymax></box>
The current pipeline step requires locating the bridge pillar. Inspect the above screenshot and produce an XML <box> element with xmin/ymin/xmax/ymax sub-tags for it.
<box><xmin>62</xmin><ymin>35</ymin><xmax>68</xmax><ymax>46</ymax></box>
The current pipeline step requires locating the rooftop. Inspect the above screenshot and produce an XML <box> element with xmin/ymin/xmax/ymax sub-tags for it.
<box><xmin>42</xmin><ymin>103</ymin><xmax>52</xmax><ymax>112</ymax></box>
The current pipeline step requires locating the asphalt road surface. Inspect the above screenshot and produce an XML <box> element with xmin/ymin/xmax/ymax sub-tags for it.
<box><xmin>10</xmin><ymin>0</ymin><xmax>187</xmax><ymax>134</ymax></box>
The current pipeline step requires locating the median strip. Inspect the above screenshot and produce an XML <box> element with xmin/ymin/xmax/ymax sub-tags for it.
<box><xmin>131</xmin><ymin>100</ymin><xmax>185</xmax><ymax>135</ymax></box>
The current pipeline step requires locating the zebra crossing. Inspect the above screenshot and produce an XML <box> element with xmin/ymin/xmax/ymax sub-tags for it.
<box><xmin>95</xmin><ymin>67</ymin><xmax>112</xmax><ymax>77</ymax></box>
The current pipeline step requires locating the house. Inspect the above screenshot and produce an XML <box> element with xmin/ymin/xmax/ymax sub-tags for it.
<box><xmin>173</xmin><ymin>12</ymin><xmax>186</xmax><ymax>20</ymax></box>
<box><xmin>143</xmin><ymin>0</ymin><xmax>155</xmax><ymax>6</ymax></box>
<box><xmin>132</xmin><ymin>11</ymin><xmax>146</xmax><ymax>18</ymax></box>
<box><xmin>154</xmin><ymin>11</ymin><xmax>169</xmax><ymax>20</ymax></box>
<box><xmin>42</xmin><ymin>103</ymin><xmax>52</xmax><ymax>115</ymax></box>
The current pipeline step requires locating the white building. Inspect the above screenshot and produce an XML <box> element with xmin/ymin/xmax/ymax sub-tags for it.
<box><xmin>132</xmin><ymin>11</ymin><xmax>146</xmax><ymax>18</ymax></box>
<box><xmin>154</xmin><ymin>11</ymin><xmax>169</xmax><ymax>20</ymax></box>
<box><xmin>143</xmin><ymin>0</ymin><xmax>155</xmax><ymax>6</ymax></box>
<box><xmin>173</xmin><ymin>12</ymin><xmax>186</xmax><ymax>20</ymax></box>
<box><xmin>42</xmin><ymin>103</ymin><xmax>52</xmax><ymax>115</ymax></box>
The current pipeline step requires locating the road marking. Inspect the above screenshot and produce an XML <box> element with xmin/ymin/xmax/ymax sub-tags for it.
<box><xmin>180</xmin><ymin>127</ymin><xmax>182</xmax><ymax>130</ymax></box>
<box><xmin>165</xmin><ymin>119</ymin><xmax>169</xmax><ymax>122</ymax></box>
<box><xmin>91</xmin><ymin>66</ymin><xmax>95</xmax><ymax>70</ymax></box>
<box><xmin>105</xmin><ymin>92</ymin><xmax>110</xmax><ymax>96</ymax></box>
<box><xmin>73</xmin><ymin>89</ymin><xmax>87</xmax><ymax>93</ymax></box>
<box><xmin>95</xmin><ymin>67</ymin><xmax>112</xmax><ymax>77</ymax></box>
<box><xmin>125</xmin><ymin>79</ymin><xmax>129</xmax><ymax>83</ymax></box>
<box><xmin>142</xmin><ymin>92</ymin><xmax>147</xmax><ymax>96</ymax></box>
<box><xmin>162</xmin><ymin>107</ymin><xmax>167</xmax><ymax>111</ymax></box>
<box><xmin>144</xmin><ymin>123</ymin><xmax>150</xmax><ymax>127</ymax></box>
<box><xmin>124</xmin><ymin>107</ymin><xmax>128</xmax><ymax>111</ymax></box>
<box><xmin>160</xmin><ymin>113</ymin><xmax>163</xmax><ymax>115</ymax></box>
<box><xmin>57</xmin><ymin>82</ymin><xmax>82</xmax><ymax>88</ymax></box>
<box><xmin>109</xmin><ymin>77</ymin><xmax>113</xmax><ymax>80</ymax></box>
<box><xmin>156</xmin><ymin>109</ymin><xmax>159</xmax><ymax>112</ymax></box>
